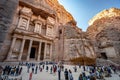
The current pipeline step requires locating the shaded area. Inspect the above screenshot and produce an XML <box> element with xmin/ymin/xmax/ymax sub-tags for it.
<box><xmin>70</xmin><ymin>56</ymin><xmax>96</xmax><ymax>65</ymax></box>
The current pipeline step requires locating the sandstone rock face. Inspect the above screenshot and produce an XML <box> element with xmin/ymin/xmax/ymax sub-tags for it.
<box><xmin>63</xmin><ymin>23</ymin><xmax>96</xmax><ymax>60</ymax></box>
<box><xmin>87</xmin><ymin>8</ymin><xmax>120</xmax><ymax>40</ymax></box>
<box><xmin>89</xmin><ymin>8</ymin><xmax>120</xmax><ymax>26</ymax></box>
<box><xmin>0</xmin><ymin>0</ymin><xmax>18</xmax><ymax>61</ymax></box>
<box><xmin>45</xmin><ymin>0</ymin><xmax>75</xmax><ymax>25</ymax></box>
<box><xmin>87</xmin><ymin>8</ymin><xmax>120</xmax><ymax>64</ymax></box>
<box><xmin>0</xmin><ymin>0</ymin><xmax>76</xmax><ymax>62</ymax></box>
<box><xmin>1</xmin><ymin>0</ymin><xmax>119</xmax><ymax>64</ymax></box>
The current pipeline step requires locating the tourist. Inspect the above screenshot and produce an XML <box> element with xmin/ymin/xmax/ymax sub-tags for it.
<box><xmin>40</xmin><ymin>67</ymin><xmax>42</xmax><ymax>72</ymax></box>
<box><xmin>27</xmin><ymin>65</ymin><xmax>30</xmax><ymax>73</ymax></box>
<box><xmin>61</xmin><ymin>65</ymin><xmax>64</xmax><ymax>71</ymax></box>
<box><xmin>35</xmin><ymin>66</ymin><xmax>38</xmax><ymax>74</ymax></box>
<box><xmin>82</xmin><ymin>72</ymin><xmax>87</xmax><ymax>80</ymax></box>
<box><xmin>64</xmin><ymin>68</ymin><xmax>68</xmax><ymax>80</ymax></box>
<box><xmin>29</xmin><ymin>72</ymin><xmax>32</xmax><ymax>80</ymax></box>
<box><xmin>73</xmin><ymin>66</ymin><xmax>77</xmax><ymax>72</ymax></box>
<box><xmin>78</xmin><ymin>74</ymin><xmax>83</xmax><ymax>80</ymax></box>
<box><xmin>53</xmin><ymin>65</ymin><xmax>57</xmax><ymax>74</ymax></box>
<box><xmin>50</xmin><ymin>66</ymin><xmax>53</xmax><ymax>74</ymax></box>
<box><xmin>32</xmin><ymin>67</ymin><xmax>34</xmax><ymax>73</ymax></box>
<box><xmin>46</xmin><ymin>65</ymin><xmax>49</xmax><ymax>72</ymax></box>
<box><xmin>19</xmin><ymin>67</ymin><xmax>22</xmax><ymax>75</ymax></box>
<box><xmin>16</xmin><ymin>66</ymin><xmax>19</xmax><ymax>76</ymax></box>
<box><xmin>58</xmin><ymin>66</ymin><xmax>61</xmax><ymax>80</ymax></box>
<box><xmin>68</xmin><ymin>69</ymin><xmax>73</xmax><ymax>80</ymax></box>
<box><xmin>42</xmin><ymin>64</ymin><xmax>44</xmax><ymax>69</ymax></box>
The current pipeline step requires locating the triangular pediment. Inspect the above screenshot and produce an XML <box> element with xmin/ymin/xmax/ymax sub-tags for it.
<box><xmin>27</xmin><ymin>33</ymin><xmax>53</xmax><ymax>41</ymax></box>
<box><xmin>14</xmin><ymin>28</ymin><xmax>53</xmax><ymax>41</ymax></box>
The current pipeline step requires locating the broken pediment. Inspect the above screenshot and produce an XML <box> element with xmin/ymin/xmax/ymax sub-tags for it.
<box><xmin>20</xmin><ymin>7</ymin><xmax>33</xmax><ymax>17</ymax></box>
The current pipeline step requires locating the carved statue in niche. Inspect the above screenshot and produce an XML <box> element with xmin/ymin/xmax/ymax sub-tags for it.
<box><xmin>20</xmin><ymin>18</ymin><xmax>28</xmax><ymax>30</ymax></box>
<box><xmin>18</xmin><ymin>7</ymin><xmax>33</xmax><ymax>30</ymax></box>
<box><xmin>47</xmin><ymin>25</ymin><xmax>53</xmax><ymax>36</ymax></box>
<box><xmin>34</xmin><ymin>23</ymin><xmax>42</xmax><ymax>33</ymax></box>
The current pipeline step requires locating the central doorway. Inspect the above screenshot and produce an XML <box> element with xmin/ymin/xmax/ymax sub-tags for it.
<box><xmin>30</xmin><ymin>47</ymin><xmax>36</xmax><ymax>58</ymax></box>
<box><xmin>101</xmin><ymin>52</ymin><xmax>108</xmax><ymax>59</ymax></box>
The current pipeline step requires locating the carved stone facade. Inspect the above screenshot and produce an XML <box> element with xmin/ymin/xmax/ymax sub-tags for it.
<box><xmin>0</xmin><ymin>0</ymin><xmax>120</xmax><ymax>64</ymax></box>
<box><xmin>0</xmin><ymin>0</ymin><xmax>57</xmax><ymax>62</ymax></box>
<box><xmin>0</xmin><ymin>0</ymin><xmax>96</xmax><ymax>62</ymax></box>
<box><xmin>63</xmin><ymin>24</ymin><xmax>96</xmax><ymax>60</ymax></box>
<box><xmin>5</xmin><ymin>2</ymin><xmax>56</xmax><ymax>61</ymax></box>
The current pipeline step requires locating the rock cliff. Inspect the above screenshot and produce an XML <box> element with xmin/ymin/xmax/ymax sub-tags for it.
<box><xmin>45</xmin><ymin>0</ymin><xmax>75</xmax><ymax>25</ymax></box>
<box><xmin>87</xmin><ymin>8</ymin><xmax>120</xmax><ymax>65</ymax></box>
<box><xmin>0</xmin><ymin>0</ymin><xmax>18</xmax><ymax>61</ymax></box>
<box><xmin>87</xmin><ymin>8</ymin><xmax>120</xmax><ymax>40</ymax></box>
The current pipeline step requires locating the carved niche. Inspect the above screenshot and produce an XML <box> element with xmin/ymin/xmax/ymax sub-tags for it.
<box><xmin>17</xmin><ymin>7</ymin><xmax>33</xmax><ymax>30</ymax></box>
<box><xmin>34</xmin><ymin>15</ymin><xmax>45</xmax><ymax>34</ymax></box>
<box><xmin>46</xmin><ymin>17</ymin><xmax>55</xmax><ymax>36</ymax></box>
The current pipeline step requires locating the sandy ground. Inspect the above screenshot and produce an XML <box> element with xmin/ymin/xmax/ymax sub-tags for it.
<box><xmin>4</xmin><ymin>65</ymin><xmax>120</xmax><ymax>80</ymax></box>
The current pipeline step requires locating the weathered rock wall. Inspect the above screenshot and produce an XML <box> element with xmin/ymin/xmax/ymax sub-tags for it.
<box><xmin>63</xmin><ymin>24</ymin><xmax>95</xmax><ymax>60</ymax></box>
<box><xmin>87</xmin><ymin>8</ymin><xmax>120</xmax><ymax>60</ymax></box>
<box><xmin>45</xmin><ymin>0</ymin><xmax>75</xmax><ymax>25</ymax></box>
<box><xmin>0</xmin><ymin>0</ymin><xmax>18</xmax><ymax>61</ymax></box>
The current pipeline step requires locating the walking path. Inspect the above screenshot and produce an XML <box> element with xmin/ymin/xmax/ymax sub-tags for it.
<box><xmin>3</xmin><ymin>65</ymin><xmax>120</xmax><ymax>80</ymax></box>
<box><xmin>0</xmin><ymin>62</ymin><xmax>120</xmax><ymax>80</ymax></box>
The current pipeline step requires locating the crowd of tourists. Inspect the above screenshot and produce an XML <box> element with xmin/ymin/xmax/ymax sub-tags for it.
<box><xmin>24</xmin><ymin>62</ymin><xmax>120</xmax><ymax>80</ymax></box>
<box><xmin>0</xmin><ymin>65</ymin><xmax>22</xmax><ymax>80</ymax></box>
<box><xmin>0</xmin><ymin>61</ymin><xmax>120</xmax><ymax>80</ymax></box>
<box><xmin>76</xmin><ymin>65</ymin><xmax>119</xmax><ymax>80</ymax></box>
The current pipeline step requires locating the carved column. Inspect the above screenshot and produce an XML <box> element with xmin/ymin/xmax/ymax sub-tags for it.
<box><xmin>7</xmin><ymin>37</ymin><xmax>17</xmax><ymax>60</ymax></box>
<box><xmin>50</xmin><ymin>43</ymin><xmax>52</xmax><ymax>60</ymax></box>
<box><xmin>18</xmin><ymin>38</ymin><xmax>26</xmax><ymax>61</ymax></box>
<box><xmin>26</xmin><ymin>18</ymin><xmax>30</xmax><ymax>30</ymax></box>
<box><xmin>17</xmin><ymin>17</ymin><xmax>22</xmax><ymax>27</ymax></box>
<box><xmin>27</xmin><ymin>40</ymin><xmax>33</xmax><ymax>61</ymax></box>
<box><xmin>37</xmin><ymin>41</ymin><xmax>42</xmax><ymax>61</ymax></box>
<box><xmin>44</xmin><ymin>43</ymin><xmax>47</xmax><ymax>60</ymax></box>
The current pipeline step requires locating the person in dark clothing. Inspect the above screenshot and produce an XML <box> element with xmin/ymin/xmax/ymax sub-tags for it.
<box><xmin>78</xmin><ymin>74</ymin><xmax>83</xmax><ymax>80</ymax></box>
<box><xmin>35</xmin><ymin>66</ymin><xmax>38</xmax><ymax>74</ymax></box>
<box><xmin>19</xmin><ymin>67</ymin><xmax>22</xmax><ymax>75</ymax></box>
<box><xmin>64</xmin><ymin>68</ymin><xmax>68</xmax><ymax>80</ymax></box>
<box><xmin>46</xmin><ymin>66</ymin><xmax>49</xmax><ymax>72</ymax></box>
<box><xmin>74</xmin><ymin>66</ymin><xmax>77</xmax><ymax>72</ymax></box>
<box><xmin>50</xmin><ymin>66</ymin><xmax>53</xmax><ymax>74</ymax></box>
<box><xmin>32</xmin><ymin>67</ymin><xmax>34</xmax><ymax>73</ymax></box>
<box><xmin>16</xmin><ymin>67</ymin><xmax>19</xmax><ymax>76</ymax></box>
<box><xmin>58</xmin><ymin>67</ymin><xmax>61</xmax><ymax>80</ymax></box>
<box><xmin>42</xmin><ymin>64</ymin><xmax>44</xmax><ymax>69</ymax></box>
<box><xmin>83</xmin><ymin>66</ymin><xmax>85</xmax><ymax>71</ymax></box>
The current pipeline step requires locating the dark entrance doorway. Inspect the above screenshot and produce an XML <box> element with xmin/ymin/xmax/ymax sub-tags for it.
<box><xmin>40</xmin><ymin>42</ymin><xmax>45</xmax><ymax>60</ymax></box>
<box><xmin>101</xmin><ymin>52</ymin><xmax>108</xmax><ymax>59</ymax></box>
<box><xmin>30</xmin><ymin>47</ymin><xmax>36</xmax><ymax>58</ymax></box>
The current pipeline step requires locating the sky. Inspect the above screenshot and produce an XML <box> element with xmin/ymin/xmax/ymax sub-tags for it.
<box><xmin>58</xmin><ymin>0</ymin><xmax>120</xmax><ymax>31</ymax></box>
